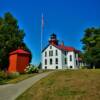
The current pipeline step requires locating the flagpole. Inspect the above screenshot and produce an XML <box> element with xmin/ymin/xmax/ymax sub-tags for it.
<box><xmin>41</xmin><ymin>13</ymin><xmax>43</xmax><ymax>52</ymax></box>
<box><xmin>41</xmin><ymin>13</ymin><xmax>44</xmax><ymax>67</ymax></box>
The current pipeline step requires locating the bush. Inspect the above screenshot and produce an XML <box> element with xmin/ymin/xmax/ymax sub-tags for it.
<box><xmin>0</xmin><ymin>71</ymin><xmax>20</xmax><ymax>84</ymax></box>
<box><xmin>80</xmin><ymin>66</ymin><xmax>88</xmax><ymax>69</ymax></box>
<box><xmin>7</xmin><ymin>72</ymin><xmax>20</xmax><ymax>79</ymax></box>
<box><xmin>0</xmin><ymin>71</ymin><xmax>8</xmax><ymax>85</ymax></box>
<box><xmin>24</xmin><ymin>64</ymin><xmax>39</xmax><ymax>74</ymax></box>
<box><xmin>0</xmin><ymin>71</ymin><xmax>7</xmax><ymax>79</ymax></box>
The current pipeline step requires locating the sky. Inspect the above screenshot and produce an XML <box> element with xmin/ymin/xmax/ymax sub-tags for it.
<box><xmin>0</xmin><ymin>0</ymin><xmax>100</xmax><ymax>65</ymax></box>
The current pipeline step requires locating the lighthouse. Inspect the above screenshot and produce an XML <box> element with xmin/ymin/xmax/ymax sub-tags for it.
<box><xmin>42</xmin><ymin>33</ymin><xmax>82</xmax><ymax>69</ymax></box>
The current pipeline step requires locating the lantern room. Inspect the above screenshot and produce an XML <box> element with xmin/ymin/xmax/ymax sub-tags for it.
<box><xmin>49</xmin><ymin>33</ymin><xmax>59</xmax><ymax>45</ymax></box>
<box><xmin>8</xmin><ymin>49</ymin><xmax>30</xmax><ymax>73</ymax></box>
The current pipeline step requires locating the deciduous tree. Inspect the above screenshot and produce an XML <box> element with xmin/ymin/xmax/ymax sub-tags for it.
<box><xmin>81</xmin><ymin>27</ymin><xmax>100</xmax><ymax>68</ymax></box>
<box><xmin>0</xmin><ymin>12</ymin><xmax>32</xmax><ymax>70</ymax></box>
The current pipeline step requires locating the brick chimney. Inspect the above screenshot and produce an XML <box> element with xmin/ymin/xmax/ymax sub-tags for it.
<box><xmin>61</xmin><ymin>41</ymin><xmax>64</xmax><ymax>46</ymax></box>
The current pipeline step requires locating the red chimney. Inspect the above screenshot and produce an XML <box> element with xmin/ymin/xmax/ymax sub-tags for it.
<box><xmin>61</xmin><ymin>41</ymin><xmax>64</xmax><ymax>46</ymax></box>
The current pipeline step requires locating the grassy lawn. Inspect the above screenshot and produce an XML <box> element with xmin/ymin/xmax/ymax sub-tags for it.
<box><xmin>0</xmin><ymin>70</ymin><xmax>51</xmax><ymax>85</ymax></box>
<box><xmin>16</xmin><ymin>69</ymin><xmax>100</xmax><ymax>100</ymax></box>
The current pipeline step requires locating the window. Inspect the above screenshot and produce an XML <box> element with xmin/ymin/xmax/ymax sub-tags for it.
<box><xmin>50</xmin><ymin>46</ymin><xmax>52</xmax><ymax>49</ymax></box>
<box><xmin>55</xmin><ymin>50</ymin><xmax>58</xmax><ymax>56</ymax></box>
<box><xmin>51</xmin><ymin>51</ymin><xmax>53</xmax><ymax>56</ymax></box>
<box><xmin>45</xmin><ymin>52</ymin><xmax>47</xmax><ymax>57</ymax></box>
<box><xmin>65</xmin><ymin>58</ymin><xmax>67</xmax><ymax>64</ymax></box>
<box><xmin>50</xmin><ymin>59</ymin><xmax>52</xmax><ymax>65</ymax></box>
<box><xmin>70</xmin><ymin>66</ymin><xmax>72</xmax><ymax>68</ymax></box>
<box><xmin>76</xmin><ymin>60</ymin><xmax>78</xmax><ymax>66</ymax></box>
<box><xmin>64</xmin><ymin>51</ymin><xmax>67</xmax><ymax>55</ymax></box>
<box><xmin>49</xmin><ymin>51</ymin><xmax>53</xmax><ymax>56</ymax></box>
<box><xmin>56</xmin><ymin>66</ymin><xmax>58</xmax><ymax>69</ymax></box>
<box><xmin>49</xmin><ymin>51</ymin><xmax>50</xmax><ymax>56</ymax></box>
<box><xmin>55</xmin><ymin>58</ymin><xmax>58</xmax><ymax>64</ymax></box>
<box><xmin>70</xmin><ymin>55</ymin><xmax>72</xmax><ymax>61</ymax></box>
<box><xmin>45</xmin><ymin>66</ymin><xmax>47</xmax><ymax>69</ymax></box>
<box><xmin>45</xmin><ymin>59</ymin><xmax>47</xmax><ymax>65</ymax></box>
<box><xmin>75</xmin><ymin>53</ymin><xmax>77</xmax><ymax>58</ymax></box>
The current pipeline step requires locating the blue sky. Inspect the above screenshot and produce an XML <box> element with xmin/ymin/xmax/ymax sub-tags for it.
<box><xmin>0</xmin><ymin>0</ymin><xmax>100</xmax><ymax>65</ymax></box>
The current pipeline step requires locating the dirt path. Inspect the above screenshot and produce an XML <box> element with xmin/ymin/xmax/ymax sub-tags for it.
<box><xmin>0</xmin><ymin>71</ymin><xmax>53</xmax><ymax>100</ymax></box>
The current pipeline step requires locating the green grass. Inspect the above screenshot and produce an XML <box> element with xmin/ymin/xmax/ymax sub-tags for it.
<box><xmin>16</xmin><ymin>69</ymin><xmax>100</xmax><ymax>100</ymax></box>
<box><xmin>0</xmin><ymin>70</ymin><xmax>51</xmax><ymax>85</ymax></box>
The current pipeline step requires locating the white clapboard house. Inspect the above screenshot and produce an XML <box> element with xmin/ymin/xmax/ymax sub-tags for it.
<box><xmin>42</xmin><ymin>33</ymin><xmax>82</xmax><ymax>69</ymax></box>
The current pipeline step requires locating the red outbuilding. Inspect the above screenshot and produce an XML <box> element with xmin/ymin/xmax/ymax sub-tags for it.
<box><xmin>8</xmin><ymin>49</ymin><xmax>30</xmax><ymax>73</ymax></box>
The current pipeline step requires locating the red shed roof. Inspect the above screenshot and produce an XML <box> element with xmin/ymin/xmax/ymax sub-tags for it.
<box><xmin>10</xmin><ymin>49</ymin><xmax>30</xmax><ymax>55</ymax></box>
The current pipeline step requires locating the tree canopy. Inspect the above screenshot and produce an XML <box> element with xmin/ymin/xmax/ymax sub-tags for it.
<box><xmin>81</xmin><ymin>27</ymin><xmax>100</xmax><ymax>68</ymax></box>
<box><xmin>0</xmin><ymin>12</ymin><xmax>32</xmax><ymax>70</ymax></box>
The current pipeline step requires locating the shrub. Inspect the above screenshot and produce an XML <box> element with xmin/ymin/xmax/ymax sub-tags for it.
<box><xmin>7</xmin><ymin>72</ymin><xmax>20</xmax><ymax>79</ymax></box>
<box><xmin>80</xmin><ymin>66</ymin><xmax>87</xmax><ymax>69</ymax></box>
<box><xmin>24</xmin><ymin>64</ymin><xmax>39</xmax><ymax>74</ymax></box>
<box><xmin>0</xmin><ymin>71</ymin><xmax>8</xmax><ymax>85</ymax></box>
<box><xmin>0</xmin><ymin>71</ymin><xmax>7</xmax><ymax>79</ymax></box>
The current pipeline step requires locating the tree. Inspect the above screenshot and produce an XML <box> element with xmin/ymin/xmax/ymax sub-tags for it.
<box><xmin>81</xmin><ymin>27</ymin><xmax>100</xmax><ymax>68</ymax></box>
<box><xmin>0</xmin><ymin>12</ymin><xmax>32</xmax><ymax>70</ymax></box>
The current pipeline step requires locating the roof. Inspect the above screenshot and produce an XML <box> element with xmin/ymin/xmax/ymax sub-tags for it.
<box><xmin>55</xmin><ymin>45</ymin><xmax>80</xmax><ymax>53</ymax></box>
<box><xmin>42</xmin><ymin>44</ymin><xmax>49</xmax><ymax>52</ymax></box>
<box><xmin>10</xmin><ymin>49</ymin><xmax>30</xmax><ymax>55</ymax></box>
<box><xmin>55</xmin><ymin>45</ymin><xmax>75</xmax><ymax>51</ymax></box>
<box><xmin>42</xmin><ymin>44</ymin><xmax>80</xmax><ymax>53</ymax></box>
